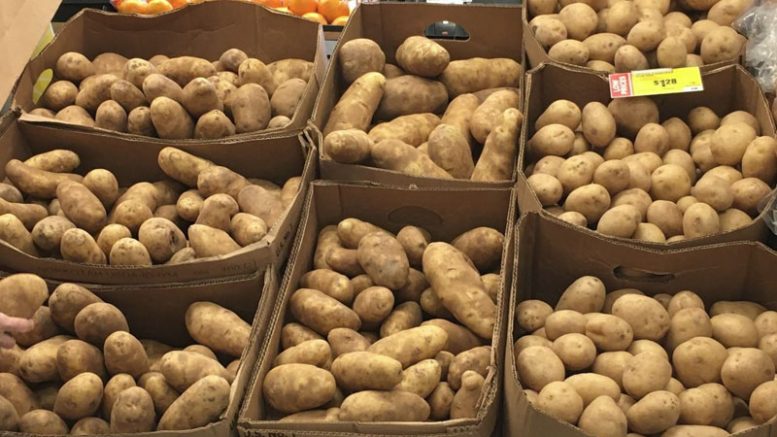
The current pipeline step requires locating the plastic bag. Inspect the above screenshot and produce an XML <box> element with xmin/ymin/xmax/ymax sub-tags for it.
<box><xmin>734</xmin><ymin>2</ymin><xmax>777</xmax><ymax>93</ymax></box>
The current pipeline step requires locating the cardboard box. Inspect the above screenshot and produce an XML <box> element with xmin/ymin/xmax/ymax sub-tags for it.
<box><xmin>12</xmin><ymin>0</ymin><xmax>326</xmax><ymax>143</ymax></box>
<box><xmin>521</xmin><ymin>6</ymin><xmax>742</xmax><ymax>73</ymax></box>
<box><xmin>310</xmin><ymin>2</ymin><xmax>524</xmax><ymax>188</ymax></box>
<box><xmin>0</xmin><ymin>116</ymin><xmax>317</xmax><ymax>285</ymax></box>
<box><xmin>517</xmin><ymin>62</ymin><xmax>777</xmax><ymax>248</ymax></box>
<box><xmin>0</xmin><ymin>265</ymin><xmax>277</xmax><ymax>437</ymax></box>
<box><xmin>237</xmin><ymin>181</ymin><xmax>516</xmax><ymax>437</ymax></box>
<box><xmin>504</xmin><ymin>211</ymin><xmax>777</xmax><ymax>437</ymax></box>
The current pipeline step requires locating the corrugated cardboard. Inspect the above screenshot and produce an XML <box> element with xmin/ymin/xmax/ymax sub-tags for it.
<box><xmin>13</xmin><ymin>0</ymin><xmax>327</xmax><ymax>143</ymax></box>
<box><xmin>0</xmin><ymin>117</ymin><xmax>317</xmax><ymax>285</ymax></box>
<box><xmin>0</xmin><ymin>265</ymin><xmax>278</xmax><ymax>437</ymax></box>
<box><xmin>505</xmin><ymin>211</ymin><xmax>777</xmax><ymax>437</ymax></box>
<box><xmin>0</xmin><ymin>0</ymin><xmax>61</xmax><ymax>107</ymax></box>
<box><xmin>310</xmin><ymin>2</ymin><xmax>524</xmax><ymax>188</ymax></box>
<box><xmin>521</xmin><ymin>6</ymin><xmax>742</xmax><ymax>73</ymax></box>
<box><xmin>517</xmin><ymin>62</ymin><xmax>777</xmax><ymax>248</ymax></box>
<box><xmin>237</xmin><ymin>181</ymin><xmax>516</xmax><ymax>437</ymax></box>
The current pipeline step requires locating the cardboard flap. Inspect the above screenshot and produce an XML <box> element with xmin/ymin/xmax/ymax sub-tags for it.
<box><xmin>0</xmin><ymin>0</ymin><xmax>60</xmax><ymax>105</ymax></box>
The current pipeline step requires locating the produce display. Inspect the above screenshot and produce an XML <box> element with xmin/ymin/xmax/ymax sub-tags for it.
<box><xmin>261</xmin><ymin>219</ymin><xmax>504</xmax><ymax>422</ymax></box>
<box><xmin>515</xmin><ymin>276</ymin><xmax>777</xmax><ymax>435</ymax></box>
<box><xmin>527</xmin><ymin>0</ymin><xmax>747</xmax><ymax>71</ymax></box>
<box><xmin>322</xmin><ymin>36</ymin><xmax>523</xmax><ymax>182</ymax></box>
<box><xmin>0</xmin><ymin>147</ymin><xmax>300</xmax><ymax>265</ymax></box>
<box><xmin>31</xmin><ymin>50</ymin><xmax>314</xmax><ymax>139</ymax></box>
<box><xmin>112</xmin><ymin>0</ymin><xmax>197</xmax><ymax>15</ymax></box>
<box><xmin>525</xmin><ymin>97</ymin><xmax>774</xmax><ymax>242</ymax></box>
<box><xmin>0</xmin><ymin>273</ymin><xmax>250</xmax><ymax>433</ymax></box>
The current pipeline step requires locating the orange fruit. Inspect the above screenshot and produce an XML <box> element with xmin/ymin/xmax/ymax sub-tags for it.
<box><xmin>301</xmin><ymin>11</ymin><xmax>327</xmax><ymax>24</ymax></box>
<box><xmin>317</xmin><ymin>0</ymin><xmax>348</xmax><ymax>23</ymax></box>
<box><xmin>118</xmin><ymin>0</ymin><xmax>149</xmax><ymax>14</ymax></box>
<box><xmin>273</xmin><ymin>6</ymin><xmax>292</xmax><ymax>13</ymax></box>
<box><xmin>168</xmin><ymin>0</ymin><xmax>187</xmax><ymax>7</ymax></box>
<box><xmin>287</xmin><ymin>0</ymin><xmax>317</xmax><ymax>16</ymax></box>
<box><xmin>146</xmin><ymin>0</ymin><xmax>174</xmax><ymax>14</ymax></box>
<box><xmin>258</xmin><ymin>0</ymin><xmax>285</xmax><ymax>8</ymax></box>
<box><xmin>330</xmin><ymin>15</ymin><xmax>348</xmax><ymax>25</ymax></box>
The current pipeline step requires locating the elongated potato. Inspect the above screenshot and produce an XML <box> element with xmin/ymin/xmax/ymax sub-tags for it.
<box><xmin>368</xmin><ymin>326</ymin><xmax>448</xmax><ymax>368</ymax></box>
<box><xmin>440</xmin><ymin>58</ymin><xmax>522</xmax><ymax>97</ymax></box>
<box><xmin>471</xmin><ymin>108</ymin><xmax>523</xmax><ymax>182</ymax></box>
<box><xmin>423</xmin><ymin>243</ymin><xmax>496</xmax><ymax>339</ymax></box>
<box><xmin>375</xmin><ymin>76</ymin><xmax>448</xmax><ymax>121</ymax></box>
<box><xmin>186</xmin><ymin>302</ymin><xmax>250</xmax><ymax>358</ymax></box>
<box><xmin>324</xmin><ymin>72</ymin><xmax>386</xmax><ymax>135</ymax></box>
<box><xmin>338</xmin><ymin>39</ymin><xmax>386</xmax><ymax>84</ymax></box>
<box><xmin>470</xmin><ymin>89</ymin><xmax>521</xmax><ymax>145</ymax></box>
<box><xmin>157</xmin><ymin>375</ymin><xmax>229</xmax><ymax>430</ymax></box>
<box><xmin>339</xmin><ymin>390</ymin><xmax>430</xmax><ymax>422</ymax></box>
<box><xmin>263</xmin><ymin>364</ymin><xmax>336</xmax><ymax>414</ymax></box>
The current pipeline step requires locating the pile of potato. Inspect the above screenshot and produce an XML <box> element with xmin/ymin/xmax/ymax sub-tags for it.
<box><xmin>31</xmin><ymin>50</ymin><xmax>313</xmax><ymax>139</ymax></box>
<box><xmin>515</xmin><ymin>276</ymin><xmax>777</xmax><ymax>436</ymax></box>
<box><xmin>0</xmin><ymin>147</ymin><xmax>300</xmax><ymax>265</ymax></box>
<box><xmin>262</xmin><ymin>219</ymin><xmax>504</xmax><ymax>422</ymax></box>
<box><xmin>322</xmin><ymin>36</ymin><xmax>523</xmax><ymax>182</ymax></box>
<box><xmin>0</xmin><ymin>273</ymin><xmax>251</xmax><ymax>433</ymax></box>
<box><xmin>527</xmin><ymin>0</ymin><xmax>747</xmax><ymax>71</ymax></box>
<box><xmin>525</xmin><ymin>97</ymin><xmax>775</xmax><ymax>242</ymax></box>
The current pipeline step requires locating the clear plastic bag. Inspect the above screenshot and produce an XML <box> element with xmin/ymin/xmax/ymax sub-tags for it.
<box><xmin>734</xmin><ymin>2</ymin><xmax>777</xmax><ymax>93</ymax></box>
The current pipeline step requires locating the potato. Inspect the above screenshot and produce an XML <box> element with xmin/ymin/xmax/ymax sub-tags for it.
<box><xmin>558</xmin><ymin>3</ymin><xmax>598</xmax><ymax>40</ymax></box>
<box><xmin>0</xmin><ymin>396</ymin><xmax>19</xmax><ymax>431</ymax></box>
<box><xmin>677</xmin><ymin>387</ymin><xmax>717</xmax><ymax>426</ymax></box>
<box><xmin>470</xmin><ymin>89</ymin><xmax>520</xmax><ymax>145</ymax></box>
<box><xmin>708</xmin><ymin>122</ymin><xmax>757</xmax><ymax>167</ymax></box>
<box><xmin>18</xmin><ymin>336</ymin><xmax>69</xmax><ymax>383</ymax></box>
<box><xmin>54</xmin><ymin>180</ymin><xmax>106</xmax><ymax>234</ymax></box>
<box><xmin>666</xmin><ymin>308</ymin><xmax>711</xmax><ymax>350</ymax></box>
<box><xmin>391</xmin><ymin>226</ymin><xmax>430</xmax><ymax>270</ymax></box>
<box><xmin>592</xmin><ymin>351</ymin><xmax>632</xmax><ymax>390</ymax></box>
<box><xmin>671</xmin><ymin>337</ymin><xmax>727</xmax><ymax>388</ymax></box>
<box><xmin>423</xmin><ymin>243</ymin><xmax>496</xmax><ymax>339</ymax></box>
<box><xmin>289</xmin><ymin>288</ymin><xmax>361</xmax><ymax>336</ymax></box>
<box><xmin>711</xmin><ymin>313</ymin><xmax>758</xmax><ymax>347</ymax></box>
<box><xmin>532</xmin><ymin>16</ymin><xmax>569</xmax><ymax>49</ymax></box>
<box><xmin>148</xmin><ymin>97</ymin><xmax>193</xmax><ymax>139</ymax></box>
<box><xmin>730</xmin><ymin>177</ymin><xmax>770</xmax><ymax>215</ymax></box>
<box><xmin>102</xmin><ymin>332</ymin><xmax>148</xmax><ymax>378</ymax></box>
<box><xmin>579</xmin><ymin>102</ymin><xmax>617</xmax><ymax>148</ymax></box>
<box><xmin>516</xmin><ymin>300</ymin><xmax>554</xmax><ymax>332</ymax></box>
<box><xmin>110</xmin><ymin>79</ymin><xmax>146</xmax><ymax>112</ymax></box>
<box><xmin>380</xmin><ymin>302</ymin><xmax>423</xmax><ymax>338</ymax></box>
<box><xmin>195</xmin><ymin>110</ymin><xmax>237</xmax><ymax>140</ymax></box>
<box><xmin>328</xmin><ymin>351</ymin><xmax>402</xmax><ymax>391</ymax></box>
<box><xmin>55</xmin><ymin>52</ymin><xmax>95</xmax><ymax>82</ymax></box>
<box><xmin>683</xmin><ymin>202</ymin><xmax>720</xmax><ymax>238</ymax></box>
<box><xmin>14</xmin><ymin>306</ymin><xmax>59</xmax><ymax>349</ymax></box>
<box><xmin>53</xmin><ymin>372</ymin><xmax>102</xmax><ymax>421</ymax></box>
<box><xmin>565</xmin><ymin>373</ymin><xmax>621</xmax><ymax>407</ymax></box>
<box><xmin>536</xmin><ymin>100</ymin><xmax>581</xmax><ymax>132</ymax></box>
<box><xmin>157</xmin><ymin>375</ymin><xmax>229</xmax><ymax>430</ymax></box>
<box><xmin>548</xmin><ymin>39</ymin><xmax>590</xmax><ymax>65</ymax></box>
<box><xmin>557</xmin><ymin>155</ymin><xmax>596</xmax><ymax>194</ymax></box>
<box><xmin>564</xmin><ymin>184</ymin><xmax>612</xmax><ymax>223</ymax></box>
<box><xmin>42</xmin><ymin>80</ymin><xmax>78</xmax><ymax>112</ymax></box>
<box><xmin>721</xmin><ymin>348</ymin><xmax>775</xmax><ymax>400</ymax></box>
<box><xmin>107</xmin><ymin>387</ymin><xmax>154</xmax><ymax>433</ymax></box>
<box><xmin>611</xmin><ymin>294</ymin><xmax>670</xmax><ymax>340</ymax></box>
<box><xmin>56</xmin><ymin>339</ymin><xmax>105</xmax><ymax>381</ymax></box>
<box><xmin>48</xmin><ymin>283</ymin><xmax>102</xmax><ymax>333</ymax></box>
<box><xmin>54</xmin><ymin>105</ymin><xmax>95</xmax><ymax>127</ymax></box>
<box><xmin>395</xmin><ymin>36</ymin><xmax>450</xmax><ymax>78</ymax></box>
<box><xmin>608</xmin><ymin>96</ymin><xmax>659</xmax><ymax>137</ymax></box>
<box><xmin>109</xmin><ymin>238</ymin><xmax>152</xmax><ymax>266</ymax></box>
<box><xmin>515</xmin><ymin>346</ymin><xmax>565</xmax><ymax>393</ymax></box>
<box><xmin>126</xmin><ymin>106</ymin><xmax>156</xmax><ymax>136</ymax></box>
<box><xmin>18</xmin><ymin>410</ymin><xmax>68</xmax><ymax>434</ymax></box>
<box><xmin>122</xmin><ymin>58</ymin><xmax>157</xmax><ymax>89</ymax></box>
<box><xmin>427</xmin><ymin>124</ymin><xmax>474</xmax><ymax>179</ymax></box>
<box><xmin>530</xmin><ymin>124</ymin><xmax>576</xmax><ymax>158</ymax></box>
<box><xmin>701</xmin><ymin>26</ymin><xmax>744</xmax><ymax>64</ymax></box>
<box><xmin>263</xmin><ymin>364</ymin><xmax>336</xmax><ymax>413</ymax></box>
<box><xmin>597</xmin><ymin>204</ymin><xmax>641</xmax><ymax>238</ymax></box>
<box><xmin>0</xmin><ymin>274</ymin><xmax>48</xmax><ymax>319</ymax></box>
<box><xmin>544</xmin><ymin>310</ymin><xmax>587</xmax><ymax>340</ymax></box>
<box><xmin>74</xmin><ymin>302</ymin><xmax>128</xmax><ymax>346</ymax></box>
<box><xmin>627</xmin><ymin>391</ymin><xmax>681</xmax><ymax>434</ymax></box>
<box><xmin>70</xmin><ymin>417</ymin><xmax>110</xmax><ymax>435</ymax></box>
<box><xmin>622</xmin><ymin>352</ymin><xmax>673</xmax><ymax>399</ymax></box>
<box><xmin>614</xmin><ymin>44</ymin><xmax>650</xmax><ymax>71</ymax></box>
<box><xmin>578</xmin><ymin>396</ymin><xmax>628</xmax><ymax>436</ymax></box>
<box><xmin>440</xmin><ymin>57</ymin><xmax>521</xmax><ymax>98</ymax></box>
<box><xmin>552</xmin><ymin>333</ymin><xmax>596</xmax><ymax>371</ymax></box>
<box><xmin>556</xmin><ymin>276</ymin><xmax>606</xmax><ymax>313</ymax></box>
<box><xmin>528</xmin><ymin>174</ymin><xmax>563</xmax><ymax>207</ymax></box>
<box><xmin>656</xmin><ymin>36</ymin><xmax>688</xmax><ymax>68</ymax></box>
<box><xmin>451</xmin><ymin>227</ymin><xmax>504</xmax><ymax>273</ymax></box>
<box><xmin>338</xmin><ymin>39</ymin><xmax>386</xmax><ymax>84</ymax></box>
<box><xmin>586</xmin><ymin>313</ymin><xmax>634</xmax><ymax>351</ymax></box>
<box><xmin>324</xmin><ymin>72</ymin><xmax>385</xmax><ymax>135</ymax></box>
<box><xmin>142</xmin><ymin>74</ymin><xmax>184</xmax><ymax>104</ymax></box>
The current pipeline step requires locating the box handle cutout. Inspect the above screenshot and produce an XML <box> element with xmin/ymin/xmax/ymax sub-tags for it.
<box><xmin>389</xmin><ymin>206</ymin><xmax>444</xmax><ymax>227</ymax></box>
<box><xmin>32</xmin><ymin>69</ymin><xmax>53</xmax><ymax>105</ymax></box>
<box><xmin>424</xmin><ymin>21</ymin><xmax>470</xmax><ymax>41</ymax></box>
<box><xmin>613</xmin><ymin>266</ymin><xmax>675</xmax><ymax>283</ymax></box>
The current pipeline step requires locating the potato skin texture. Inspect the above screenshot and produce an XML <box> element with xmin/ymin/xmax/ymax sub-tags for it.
<box><xmin>440</xmin><ymin>58</ymin><xmax>522</xmax><ymax>97</ymax></box>
<box><xmin>158</xmin><ymin>375</ymin><xmax>230</xmax><ymax>430</ymax></box>
<box><xmin>423</xmin><ymin>243</ymin><xmax>497</xmax><ymax>339</ymax></box>
<box><xmin>263</xmin><ymin>364</ymin><xmax>336</xmax><ymax>414</ymax></box>
<box><xmin>110</xmin><ymin>387</ymin><xmax>155</xmax><ymax>433</ymax></box>
<box><xmin>53</xmin><ymin>372</ymin><xmax>103</xmax><ymax>421</ymax></box>
<box><xmin>368</xmin><ymin>326</ymin><xmax>449</xmax><ymax>368</ymax></box>
<box><xmin>0</xmin><ymin>274</ymin><xmax>48</xmax><ymax>319</ymax></box>
<box><xmin>324</xmin><ymin>72</ymin><xmax>386</xmax><ymax>136</ymax></box>
<box><xmin>396</xmin><ymin>36</ymin><xmax>450</xmax><ymax>78</ymax></box>
<box><xmin>338</xmin><ymin>390</ymin><xmax>430</xmax><ymax>422</ymax></box>
<box><xmin>186</xmin><ymin>302</ymin><xmax>250</xmax><ymax>358</ymax></box>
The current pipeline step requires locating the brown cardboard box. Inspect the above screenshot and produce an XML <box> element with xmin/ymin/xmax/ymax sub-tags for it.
<box><xmin>504</xmin><ymin>211</ymin><xmax>777</xmax><ymax>436</ymax></box>
<box><xmin>237</xmin><ymin>181</ymin><xmax>516</xmax><ymax>437</ymax></box>
<box><xmin>310</xmin><ymin>2</ymin><xmax>524</xmax><ymax>188</ymax></box>
<box><xmin>517</xmin><ymin>62</ymin><xmax>777</xmax><ymax>248</ymax></box>
<box><xmin>12</xmin><ymin>0</ymin><xmax>326</xmax><ymax>143</ymax></box>
<box><xmin>0</xmin><ymin>117</ymin><xmax>316</xmax><ymax>285</ymax></box>
<box><xmin>0</xmin><ymin>265</ymin><xmax>277</xmax><ymax>437</ymax></box>
<box><xmin>521</xmin><ymin>6</ymin><xmax>742</xmax><ymax>73</ymax></box>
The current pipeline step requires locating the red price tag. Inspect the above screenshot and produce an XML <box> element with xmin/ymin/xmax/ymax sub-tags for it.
<box><xmin>609</xmin><ymin>73</ymin><xmax>633</xmax><ymax>98</ymax></box>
